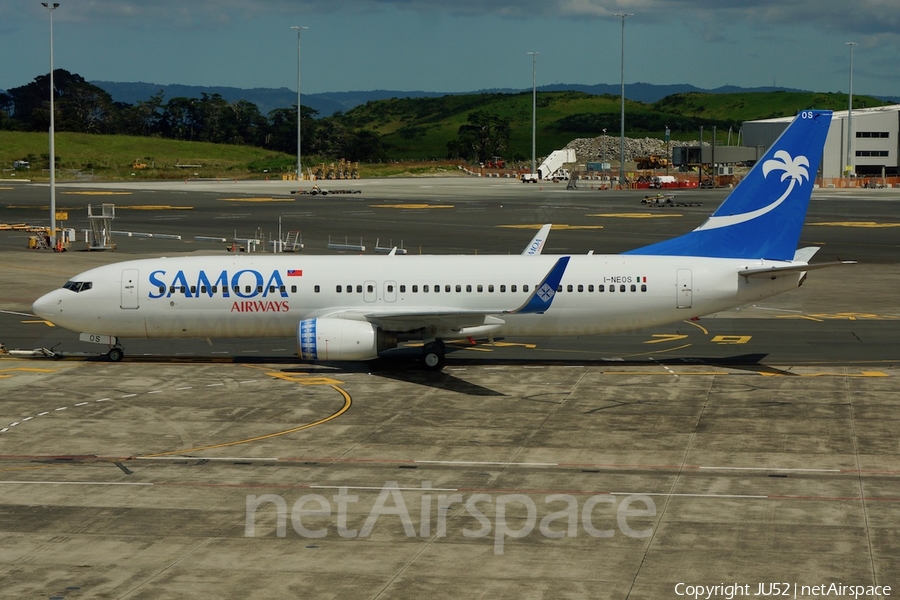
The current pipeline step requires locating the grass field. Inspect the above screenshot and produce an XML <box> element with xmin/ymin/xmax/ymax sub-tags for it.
<box><xmin>0</xmin><ymin>131</ymin><xmax>295</xmax><ymax>181</ymax></box>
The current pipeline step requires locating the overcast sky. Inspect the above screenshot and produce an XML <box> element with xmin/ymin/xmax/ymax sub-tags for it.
<box><xmin>2</xmin><ymin>0</ymin><xmax>898</xmax><ymax>98</ymax></box>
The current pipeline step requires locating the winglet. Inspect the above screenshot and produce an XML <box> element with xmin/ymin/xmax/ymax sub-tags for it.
<box><xmin>508</xmin><ymin>256</ymin><xmax>570</xmax><ymax>314</ymax></box>
<box><xmin>522</xmin><ymin>224</ymin><xmax>552</xmax><ymax>256</ymax></box>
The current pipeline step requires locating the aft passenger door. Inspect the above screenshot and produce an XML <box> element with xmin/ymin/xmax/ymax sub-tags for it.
<box><xmin>676</xmin><ymin>268</ymin><xmax>692</xmax><ymax>309</ymax></box>
<box><xmin>121</xmin><ymin>269</ymin><xmax>140</xmax><ymax>309</ymax></box>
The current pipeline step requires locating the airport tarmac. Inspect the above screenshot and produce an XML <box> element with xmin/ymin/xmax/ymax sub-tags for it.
<box><xmin>1</xmin><ymin>178</ymin><xmax>899</xmax><ymax>599</ymax></box>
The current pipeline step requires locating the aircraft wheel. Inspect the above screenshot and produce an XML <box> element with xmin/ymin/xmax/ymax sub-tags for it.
<box><xmin>422</xmin><ymin>341</ymin><xmax>446</xmax><ymax>371</ymax></box>
<box><xmin>108</xmin><ymin>347</ymin><xmax>124</xmax><ymax>362</ymax></box>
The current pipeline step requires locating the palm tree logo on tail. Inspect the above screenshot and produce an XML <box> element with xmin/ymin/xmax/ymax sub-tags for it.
<box><xmin>696</xmin><ymin>150</ymin><xmax>810</xmax><ymax>231</ymax></box>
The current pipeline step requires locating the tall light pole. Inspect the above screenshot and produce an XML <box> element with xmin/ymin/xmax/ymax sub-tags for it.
<box><xmin>615</xmin><ymin>13</ymin><xmax>632</xmax><ymax>189</ymax></box>
<box><xmin>528</xmin><ymin>52</ymin><xmax>538</xmax><ymax>176</ymax></box>
<box><xmin>845</xmin><ymin>41</ymin><xmax>857</xmax><ymax>179</ymax></box>
<box><xmin>291</xmin><ymin>25</ymin><xmax>308</xmax><ymax>181</ymax></box>
<box><xmin>42</xmin><ymin>2</ymin><xmax>60</xmax><ymax>243</ymax></box>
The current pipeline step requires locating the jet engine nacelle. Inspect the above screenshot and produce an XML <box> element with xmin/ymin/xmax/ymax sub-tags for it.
<box><xmin>297</xmin><ymin>318</ymin><xmax>391</xmax><ymax>361</ymax></box>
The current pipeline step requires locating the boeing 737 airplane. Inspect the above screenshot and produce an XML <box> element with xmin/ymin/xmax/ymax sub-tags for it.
<box><xmin>32</xmin><ymin>110</ymin><xmax>850</xmax><ymax>369</ymax></box>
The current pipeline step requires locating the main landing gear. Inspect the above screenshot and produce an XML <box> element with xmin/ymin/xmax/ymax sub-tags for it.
<box><xmin>107</xmin><ymin>346</ymin><xmax>124</xmax><ymax>362</ymax></box>
<box><xmin>422</xmin><ymin>340</ymin><xmax>446</xmax><ymax>371</ymax></box>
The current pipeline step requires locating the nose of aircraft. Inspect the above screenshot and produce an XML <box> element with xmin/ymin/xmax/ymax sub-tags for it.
<box><xmin>32</xmin><ymin>290</ymin><xmax>61</xmax><ymax>321</ymax></box>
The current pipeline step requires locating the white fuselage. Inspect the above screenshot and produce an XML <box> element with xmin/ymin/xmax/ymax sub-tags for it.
<box><xmin>32</xmin><ymin>254</ymin><xmax>802</xmax><ymax>341</ymax></box>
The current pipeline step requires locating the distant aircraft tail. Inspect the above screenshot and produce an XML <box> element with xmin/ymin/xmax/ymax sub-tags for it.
<box><xmin>625</xmin><ymin>110</ymin><xmax>833</xmax><ymax>260</ymax></box>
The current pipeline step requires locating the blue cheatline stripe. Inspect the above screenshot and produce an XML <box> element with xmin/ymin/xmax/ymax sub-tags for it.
<box><xmin>513</xmin><ymin>256</ymin><xmax>571</xmax><ymax>314</ymax></box>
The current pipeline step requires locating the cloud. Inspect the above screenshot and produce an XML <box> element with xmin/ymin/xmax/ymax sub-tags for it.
<box><xmin>4</xmin><ymin>0</ymin><xmax>896</xmax><ymax>40</ymax></box>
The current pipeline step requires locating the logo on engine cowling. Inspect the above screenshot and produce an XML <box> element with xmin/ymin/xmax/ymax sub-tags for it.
<box><xmin>298</xmin><ymin>319</ymin><xmax>317</xmax><ymax>360</ymax></box>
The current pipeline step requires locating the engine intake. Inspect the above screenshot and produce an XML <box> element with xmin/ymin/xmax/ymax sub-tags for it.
<box><xmin>297</xmin><ymin>318</ymin><xmax>395</xmax><ymax>361</ymax></box>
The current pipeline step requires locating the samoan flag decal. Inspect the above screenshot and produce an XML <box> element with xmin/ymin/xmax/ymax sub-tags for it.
<box><xmin>287</xmin><ymin>269</ymin><xmax>303</xmax><ymax>277</ymax></box>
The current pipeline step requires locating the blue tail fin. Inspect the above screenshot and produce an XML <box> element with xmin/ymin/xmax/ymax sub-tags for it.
<box><xmin>625</xmin><ymin>110</ymin><xmax>832</xmax><ymax>260</ymax></box>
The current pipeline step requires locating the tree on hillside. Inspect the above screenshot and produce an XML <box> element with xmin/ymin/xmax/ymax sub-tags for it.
<box><xmin>56</xmin><ymin>80</ymin><xmax>118</xmax><ymax>134</ymax></box>
<box><xmin>160</xmin><ymin>96</ymin><xmax>201</xmax><ymax>141</ymax></box>
<box><xmin>119</xmin><ymin>90</ymin><xmax>166</xmax><ymax>136</ymax></box>
<box><xmin>227</xmin><ymin>99</ymin><xmax>268</xmax><ymax>146</ymax></box>
<box><xmin>266</xmin><ymin>105</ymin><xmax>320</xmax><ymax>155</ymax></box>
<box><xmin>4</xmin><ymin>70</ymin><xmax>117</xmax><ymax>133</ymax></box>
<box><xmin>447</xmin><ymin>111</ymin><xmax>510</xmax><ymax>163</ymax></box>
<box><xmin>0</xmin><ymin>92</ymin><xmax>14</xmax><ymax>130</ymax></box>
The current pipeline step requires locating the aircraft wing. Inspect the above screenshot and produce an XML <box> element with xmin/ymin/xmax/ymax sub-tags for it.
<box><xmin>311</xmin><ymin>256</ymin><xmax>571</xmax><ymax>333</ymax></box>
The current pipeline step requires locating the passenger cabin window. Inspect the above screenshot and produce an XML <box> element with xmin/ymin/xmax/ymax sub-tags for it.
<box><xmin>357</xmin><ymin>285</ymin><xmax>363</xmax><ymax>293</ymax></box>
<box><xmin>412</xmin><ymin>285</ymin><xmax>419</xmax><ymax>293</ymax></box>
<box><xmin>599</xmin><ymin>285</ymin><xmax>605</xmax><ymax>292</ymax></box>
<box><xmin>400</xmin><ymin>285</ymin><xmax>406</xmax><ymax>293</ymax></box>
<box><xmin>620</xmin><ymin>284</ymin><xmax>626</xmax><ymax>292</ymax></box>
<box><xmin>511</xmin><ymin>285</ymin><xmax>517</xmax><ymax>293</ymax></box>
<box><xmin>523</xmin><ymin>284</ymin><xmax>529</xmax><ymax>292</ymax></box>
<box><xmin>314</xmin><ymin>285</ymin><xmax>320</xmax><ymax>293</ymax></box>
<box><xmin>477</xmin><ymin>285</ymin><xmax>483</xmax><ymax>292</ymax></box>
<box><xmin>488</xmin><ymin>285</ymin><xmax>495</xmax><ymax>293</ymax></box>
<box><xmin>336</xmin><ymin>285</ymin><xmax>342</xmax><ymax>293</ymax></box>
<box><xmin>500</xmin><ymin>285</ymin><xmax>506</xmax><ymax>292</ymax></box>
<box><xmin>423</xmin><ymin>285</ymin><xmax>429</xmax><ymax>292</ymax></box>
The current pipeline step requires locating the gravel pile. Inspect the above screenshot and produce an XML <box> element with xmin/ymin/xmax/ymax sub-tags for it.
<box><xmin>563</xmin><ymin>135</ymin><xmax>705</xmax><ymax>163</ymax></box>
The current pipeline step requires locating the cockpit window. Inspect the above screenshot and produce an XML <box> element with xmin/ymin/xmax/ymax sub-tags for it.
<box><xmin>62</xmin><ymin>281</ymin><xmax>92</xmax><ymax>293</ymax></box>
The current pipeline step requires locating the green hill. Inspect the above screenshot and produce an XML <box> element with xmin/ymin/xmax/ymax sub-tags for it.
<box><xmin>2</xmin><ymin>90</ymin><xmax>889</xmax><ymax>175</ymax></box>
<box><xmin>339</xmin><ymin>90</ymin><xmax>887</xmax><ymax>161</ymax></box>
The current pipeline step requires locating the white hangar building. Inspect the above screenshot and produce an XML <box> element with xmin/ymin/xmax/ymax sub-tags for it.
<box><xmin>742</xmin><ymin>105</ymin><xmax>900</xmax><ymax>179</ymax></box>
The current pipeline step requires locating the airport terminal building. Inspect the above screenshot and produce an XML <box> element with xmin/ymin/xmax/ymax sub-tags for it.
<box><xmin>742</xmin><ymin>105</ymin><xmax>900</xmax><ymax>180</ymax></box>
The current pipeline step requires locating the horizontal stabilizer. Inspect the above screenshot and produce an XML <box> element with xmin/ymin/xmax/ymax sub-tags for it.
<box><xmin>739</xmin><ymin>260</ymin><xmax>856</xmax><ymax>279</ymax></box>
